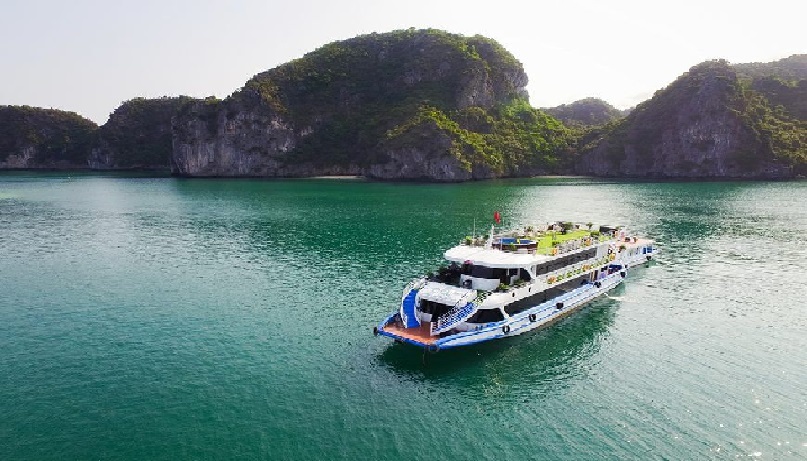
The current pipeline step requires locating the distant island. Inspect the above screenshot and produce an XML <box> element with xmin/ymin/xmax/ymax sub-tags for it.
<box><xmin>1</xmin><ymin>29</ymin><xmax>805</xmax><ymax>180</ymax></box>
<box><xmin>543</xmin><ymin>97</ymin><xmax>627</xmax><ymax>128</ymax></box>
<box><xmin>575</xmin><ymin>57</ymin><xmax>807</xmax><ymax>178</ymax></box>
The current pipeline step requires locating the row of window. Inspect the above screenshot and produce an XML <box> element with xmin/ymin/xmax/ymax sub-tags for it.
<box><xmin>533</xmin><ymin>248</ymin><xmax>598</xmax><ymax>275</ymax></box>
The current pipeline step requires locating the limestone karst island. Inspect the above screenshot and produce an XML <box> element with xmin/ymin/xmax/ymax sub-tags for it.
<box><xmin>1</xmin><ymin>29</ymin><xmax>805</xmax><ymax>180</ymax></box>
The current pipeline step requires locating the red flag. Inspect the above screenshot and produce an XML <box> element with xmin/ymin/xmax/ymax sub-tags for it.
<box><xmin>493</xmin><ymin>211</ymin><xmax>501</xmax><ymax>224</ymax></box>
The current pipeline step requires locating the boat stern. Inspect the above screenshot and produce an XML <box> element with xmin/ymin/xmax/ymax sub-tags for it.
<box><xmin>375</xmin><ymin>313</ymin><xmax>438</xmax><ymax>349</ymax></box>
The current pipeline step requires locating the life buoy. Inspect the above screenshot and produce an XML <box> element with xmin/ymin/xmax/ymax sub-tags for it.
<box><xmin>609</xmin><ymin>254</ymin><xmax>616</xmax><ymax>261</ymax></box>
<box><xmin>551</xmin><ymin>247</ymin><xmax>558</xmax><ymax>256</ymax></box>
<box><xmin>528</xmin><ymin>313</ymin><xmax>537</xmax><ymax>322</ymax></box>
<box><xmin>502</xmin><ymin>325</ymin><xmax>511</xmax><ymax>334</ymax></box>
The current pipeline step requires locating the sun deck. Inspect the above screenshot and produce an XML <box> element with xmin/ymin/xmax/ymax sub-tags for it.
<box><xmin>446</xmin><ymin>229</ymin><xmax>606</xmax><ymax>268</ymax></box>
<box><xmin>625</xmin><ymin>238</ymin><xmax>653</xmax><ymax>247</ymax></box>
<box><xmin>381</xmin><ymin>323</ymin><xmax>436</xmax><ymax>345</ymax></box>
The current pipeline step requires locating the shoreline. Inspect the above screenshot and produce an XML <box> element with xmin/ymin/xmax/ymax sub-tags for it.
<box><xmin>308</xmin><ymin>175</ymin><xmax>363</xmax><ymax>180</ymax></box>
<box><xmin>0</xmin><ymin>169</ymin><xmax>802</xmax><ymax>183</ymax></box>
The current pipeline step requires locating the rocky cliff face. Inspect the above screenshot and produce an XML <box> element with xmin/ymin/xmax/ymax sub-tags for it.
<box><xmin>171</xmin><ymin>29</ymin><xmax>564</xmax><ymax>180</ymax></box>
<box><xmin>575</xmin><ymin>60</ymin><xmax>804</xmax><ymax>178</ymax></box>
<box><xmin>0</xmin><ymin>106</ymin><xmax>97</xmax><ymax>169</ymax></box>
<box><xmin>171</xmin><ymin>95</ymin><xmax>318</xmax><ymax>176</ymax></box>
<box><xmin>91</xmin><ymin>97</ymin><xmax>195</xmax><ymax>170</ymax></box>
<box><xmin>4</xmin><ymin>39</ymin><xmax>802</xmax><ymax>180</ymax></box>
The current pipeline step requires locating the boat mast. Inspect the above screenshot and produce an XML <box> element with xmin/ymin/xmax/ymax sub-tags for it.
<box><xmin>486</xmin><ymin>224</ymin><xmax>494</xmax><ymax>249</ymax></box>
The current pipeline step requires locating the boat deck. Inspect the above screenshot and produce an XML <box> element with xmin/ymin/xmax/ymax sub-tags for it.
<box><xmin>625</xmin><ymin>238</ymin><xmax>653</xmax><ymax>247</ymax></box>
<box><xmin>382</xmin><ymin>323</ymin><xmax>436</xmax><ymax>345</ymax></box>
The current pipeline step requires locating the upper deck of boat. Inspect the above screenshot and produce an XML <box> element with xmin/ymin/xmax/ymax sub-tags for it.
<box><xmin>445</xmin><ymin>229</ymin><xmax>608</xmax><ymax>268</ymax></box>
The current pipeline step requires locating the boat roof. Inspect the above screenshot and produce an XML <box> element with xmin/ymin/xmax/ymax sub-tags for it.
<box><xmin>444</xmin><ymin>224</ymin><xmax>654</xmax><ymax>269</ymax></box>
<box><xmin>444</xmin><ymin>245</ymin><xmax>552</xmax><ymax>269</ymax></box>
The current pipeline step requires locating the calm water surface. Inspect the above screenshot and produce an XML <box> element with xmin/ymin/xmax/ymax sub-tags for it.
<box><xmin>0</xmin><ymin>173</ymin><xmax>805</xmax><ymax>460</ymax></box>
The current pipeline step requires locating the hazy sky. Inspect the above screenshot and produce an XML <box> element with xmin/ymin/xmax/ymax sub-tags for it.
<box><xmin>1</xmin><ymin>0</ymin><xmax>804</xmax><ymax>124</ymax></box>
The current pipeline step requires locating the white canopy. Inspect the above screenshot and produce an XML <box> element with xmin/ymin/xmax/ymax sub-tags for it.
<box><xmin>444</xmin><ymin>245</ymin><xmax>551</xmax><ymax>269</ymax></box>
<box><xmin>418</xmin><ymin>283</ymin><xmax>476</xmax><ymax>305</ymax></box>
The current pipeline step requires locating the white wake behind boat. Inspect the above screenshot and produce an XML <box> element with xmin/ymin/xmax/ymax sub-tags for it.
<box><xmin>375</xmin><ymin>222</ymin><xmax>657</xmax><ymax>351</ymax></box>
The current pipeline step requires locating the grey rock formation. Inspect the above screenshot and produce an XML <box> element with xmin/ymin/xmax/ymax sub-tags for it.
<box><xmin>172</xmin><ymin>100</ymin><xmax>301</xmax><ymax>176</ymax></box>
<box><xmin>171</xmin><ymin>30</ymin><xmax>533</xmax><ymax>181</ymax></box>
<box><xmin>575</xmin><ymin>61</ymin><xmax>796</xmax><ymax>178</ymax></box>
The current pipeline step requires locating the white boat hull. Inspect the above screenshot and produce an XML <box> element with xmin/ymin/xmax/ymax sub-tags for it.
<box><xmin>378</xmin><ymin>270</ymin><xmax>627</xmax><ymax>351</ymax></box>
<box><xmin>376</xmin><ymin>230</ymin><xmax>657</xmax><ymax>351</ymax></box>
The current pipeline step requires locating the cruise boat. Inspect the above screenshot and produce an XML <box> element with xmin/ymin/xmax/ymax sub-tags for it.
<box><xmin>375</xmin><ymin>222</ymin><xmax>657</xmax><ymax>351</ymax></box>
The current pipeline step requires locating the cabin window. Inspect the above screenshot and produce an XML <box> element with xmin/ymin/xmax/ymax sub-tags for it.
<box><xmin>471</xmin><ymin>265</ymin><xmax>493</xmax><ymax>279</ymax></box>
<box><xmin>466</xmin><ymin>309</ymin><xmax>505</xmax><ymax>323</ymax></box>
<box><xmin>471</xmin><ymin>266</ymin><xmax>507</xmax><ymax>281</ymax></box>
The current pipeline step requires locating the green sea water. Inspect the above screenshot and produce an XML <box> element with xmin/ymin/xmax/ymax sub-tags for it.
<box><xmin>0</xmin><ymin>173</ymin><xmax>805</xmax><ymax>460</ymax></box>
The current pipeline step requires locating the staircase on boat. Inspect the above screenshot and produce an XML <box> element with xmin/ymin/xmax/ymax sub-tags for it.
<box><xmin>400</xmin><ymin>288</ymin><xmax>420</xmax><ymax>328</ymax></box>
<box><xmin>431</xmin><ymin>292</ymin><xmax>480</xmax><ymax>335</ymax></box>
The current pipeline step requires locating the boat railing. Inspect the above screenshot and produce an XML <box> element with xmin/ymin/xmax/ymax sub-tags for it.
<box><xmin>462</xmin><ymin>235</ymin><xmax>611</xmax><ymax>255</ymax></box>
<box><xmin>431</xmin><ymin>290</ymin><xmax>481</xmax><ymax>335</ymax></box>
<box><xmin>542</xmin><ymin>255</ymin><xmax>610</xmax><ymax>285</ymax></box>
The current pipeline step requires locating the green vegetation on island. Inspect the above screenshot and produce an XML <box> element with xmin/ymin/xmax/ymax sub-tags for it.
<box><xmin>176</xmin><ymin>28</ymin><xmax>573</xmax><ymax>177</ymax></box>
<box><xmin>0</xmin><ymin>31</ymin><xmax>804</xmax><ymax>179</ymax></box>
<box><xmin>383</xmin><ymin>100</ymin><xmax>570</xmax><ymax>174</ymax></box>
<box><xmin>544</xmin><ymin>97</ymin><xmax>625</xmax><ymax>128</ymax></box>
<box><xmin>0</xmin><ymin>106</ymin><xmax>97</xmax><ymax>166</ymax></box>
<box><xmin>94</xmin><ymin>96</ymin><xmax>197</xmax><ymax>169</ymax></box>
<box><xmin>732</xmin><ymin>54</ymin><xmax>807</xmax><ymax>81</ymax></box>
<box><xmin>576</xmin><ymin>58</ymin><xmax>807</xmax><ymax>177</ymax></box>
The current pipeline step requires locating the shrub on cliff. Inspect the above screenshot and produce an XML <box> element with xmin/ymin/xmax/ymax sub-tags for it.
<box><xmin>384</xmin><ymin>100</ymin><xmax>570</xmax><ymax>174</ymax></box>
<box><xmin>575</xmin><ymin>59</ymin><xmax>807</xmax><ymax>177</ymax></box>
<box><xmin>95</xmin><ymin>96</ymin><xmax>197</xmax><ymax>168</ymax></box>
<box><xmin>0</xmin><ymin>106</ymin><xmax>97</xmax><ymax>165</ymax></box>
<box><xmin>544</xmin><ymin>98</ymin><xmax>625</xmax><ymax>128</ymax></box>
